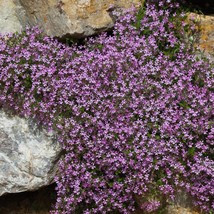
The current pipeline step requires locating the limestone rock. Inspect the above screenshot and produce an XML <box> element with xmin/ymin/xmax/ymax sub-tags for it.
<box><xmin>133</xmin><ymin>191</ymin><xmax>200</xmax><ymax>214</ymax></box>
<box><xmin>0</xmin><ymin>0</ymin><xmax>23</xmax><ymax>34</ymax></box>
<box><xmin>164</xmin><ymin>191</ymin><xmax>199</xmax><ymax>214</ymax></box>
<box><xmin>0</xmin><ymin>110</ymin><xmax>62</xmax><ymax>196</ymax></box>
<box><xmin>187</xmin><ymin>13</ymin><xmax>214</xmax><ymax>58</ymax></box>
<box><xmin>165</xmin><ymin>206</ymin><xmax>199</xmax><ymax>214</ymax></box>
<box><xmin>197</xmin><ymin>14</ymin><xmax>214</xmax><ymax>56</ymax></box>
<box><xmin>0</xmin><ymin>0</ymin><xmax>143</xmax><ymax>38</ymax></box>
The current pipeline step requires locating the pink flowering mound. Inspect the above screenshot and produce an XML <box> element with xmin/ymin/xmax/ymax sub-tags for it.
<box><xmin>0</xmin><ymin>0</ymin><xmax>213</xmax><ymax>213</ymax></box>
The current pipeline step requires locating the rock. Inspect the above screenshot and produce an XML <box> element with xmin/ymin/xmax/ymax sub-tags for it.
<box><xmin>197</xmin><ymin>14</ymin><xmax>214</xmax><ymax>56</ymax></box>
<box><xmin>133</xmin><ymin>190</ymin><xmax>200</xmax><ymax>214</ymax></box>
<box><xmin>164</xmin><ymin>191</ymin><xmax>200</xmax><ymax>214</ymax></box>
<box><xmin>0</xmin><ymin>0</ymin><xmax>143</xmax><ymax>38</ymax></box>
<box><xmin>165</xmin><ymin>206</ymin><xmax>199</xmax><ymax>214</ymax></box>
<box><xmin>187</xmin><ymin>13</ymin><xmax>214</xmax><ymax>58</ymax></box>
<box><xmin>0</xmin><ymin>110</ymin><xmax>62</xmax><ymax>196</ymax></box>
<box><xmin>0</xmin><ymin>0</ymin><xmax>23</xmax><ymax>34</ymax></box>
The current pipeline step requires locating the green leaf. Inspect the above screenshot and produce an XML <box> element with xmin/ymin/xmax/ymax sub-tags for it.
<box><xmin>178</xmin><ymin>100</ymin><xmax>190</xmax><ymax>109</ymax></box>
<box><xmin>134</xmin><ymin>6</ymin><xmax>146</xmax><ymax>30</ymax></box>
<box><xmin>157</xmin><ymin>179</ymin><xmax>163</xmax><ymax>186</ymax></box>
<box><xmin>79</xmin><ymin>107</ymin><xmax>85</xmax><ymax>113</ymax></box>
<box><xmin>24</xmin><ymin>76</ymin><xmax>32</xmax><ymax>89</ymax></box>
<box><xmin>114</xmin><ymin>133</ymin><xmax>119</xmax><ymax>140</ymax></box>
<box><xmin>188</xmin><ymin>147</ymin><xmax>195</xmax><ymax>157</ymax></box>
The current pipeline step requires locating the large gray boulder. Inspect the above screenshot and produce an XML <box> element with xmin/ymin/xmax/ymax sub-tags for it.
<box><xmin>0</xmin><ymin>0</ymin><xmax>143</xmax><ymax>38</ymax></box>
<box><xmin>0</xmin><ymin>0</ymin><xmax>22</xmax><ymax>34</ymax></box>
<box><xmin>0</xmin><ymin>110</ymin><xmax>62</xmax><ymax>196</ymax></box>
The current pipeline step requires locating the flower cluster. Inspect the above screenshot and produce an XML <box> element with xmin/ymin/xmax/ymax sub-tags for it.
<box><xmin>0</xmin><ymin>0</ymin><xmax>213</xmax><ymax>213</ymax></box>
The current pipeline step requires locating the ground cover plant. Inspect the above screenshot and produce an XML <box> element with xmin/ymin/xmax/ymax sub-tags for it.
<box><xmin>0</xmin><ymin>0</ymin><xmax>213</xmax><ymax>213</ymax></box>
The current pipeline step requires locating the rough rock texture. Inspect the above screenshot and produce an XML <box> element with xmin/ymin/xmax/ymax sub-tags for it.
<box><xmin>197</xmin><ymin>14</ymin><xmax>214</xmax><ymax>56</ymax></box>
<box><xmin>133</xmin><ymin>190</ymin><xmax>200</xmax><ymax>214</ymax></box>
<box><xmin>0</xmin><ymin>0</ymin><xmax>22</xmax><ymax>34</ymax></box>
<box><xmin>133</xmin><ymin>207</ymin><xmax>199</xmax><ymax>214</ymax></box>
<box><xmin>0</xmin><ymin>110</ymin><xmax>62</xmax><ymax>196</ymax></box>
<box><xmin>165</xmin><ymin>206</ymin><xmax>199</xmax><ymax>214</ymax></box>
<box><xmin>164</xmin><ymin>191</ymin><xmax>200</xmax><ymax>214</ymax></box>
<box><xmin>187</xmin><ymin>13</ymin><xmax>214</xmax><ymax>57</ymax></box>
<box><xmin>0</xmin><ymin>0</ymin><xmax>143</xmax><ymax>38</ymax></box>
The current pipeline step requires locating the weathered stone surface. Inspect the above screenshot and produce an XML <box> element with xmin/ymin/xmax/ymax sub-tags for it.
<box><xmin>0</xmin><ymin>0</ymin><xmax>23</xmax><ymax>34</ymax></box>
<box><xmin>133</xmin><ymin>190</ymin><xmax>200</xmax><ymax>214</ymax></box>
<box><xmin>0</xmin><ymin>110</ymin><xmax>62</xmax><ymax>196</ymax></box>
<box><xmin>197</xmin><ymin>14</ymin><xmax>214</xmax><ymax>56</ymax></box>
<box><xmin>165</xmin><ymin>206</ymin><xmax>199</xmax><ymax>214</ymax></box>
<box><xmin>187</xmin><ymin>13</ymin><xmax>214</xmax><ymax>58</ymax></box>
<box><xmin>164</xmin><ymin>191</ymin><xmax>200</xmax><ymax>214</ymax></box>
<box><xmin>0</xmin><ymin>0</ymin><xmax>143</xmax><ymax>38</ymax></box>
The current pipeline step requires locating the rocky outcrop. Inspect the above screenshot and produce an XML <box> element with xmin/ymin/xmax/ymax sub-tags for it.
<box><xmin>0</xmin><ymin>110</ymin><xmax>62</xmax><ymax>196</ymax></box>
<box><xmin>187</xmin><ymin>13</ymin><xmax>214</xmax><ymax>58</ymax></box>
<box><xmin>134</xmin><ymin>190</ymin><xmax>200</xmax><ymax>214</ymax></box>
<box><xmin>197</xmin><ymin>14</ymin><xmax>214</xmax><ymax>56</ymax></box>
<box><xmin>0</xmin><ymin>0</ymin><xmax>143</xmax><ymax>38</ymax></box>
<box><xmin>0</xmin><ymin>0</ymin><xmax>22</xmax><ymax>34</ymax></box>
